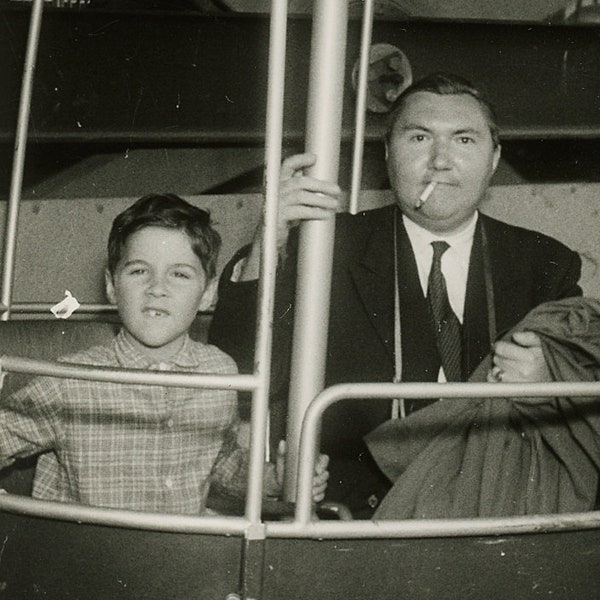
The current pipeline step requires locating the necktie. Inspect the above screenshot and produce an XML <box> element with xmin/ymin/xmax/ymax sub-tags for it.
<box><xmin>427</xmin><ymin>241</ymin><xmax>462</xmax><ymax>382</ymax></box>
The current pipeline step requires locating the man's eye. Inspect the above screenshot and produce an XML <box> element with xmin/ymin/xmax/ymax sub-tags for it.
<box><xmin>172</xmin><ymin>271</ymin><xmax>191</xmax><ymax>279</ymax></box>
<box><xmin>458</xmin><ymin>136</ymin><xmax>475</xmax><ymax>144</ymax></box>
<box><xmin>129</xmin><ymin>268</ymin><xmax>146</xmax><ymax>276</ymax></box>
<box><xmin>411</xmin><ymin>134</ymin><xmax>426</xmax><ymax>142</ymax></box>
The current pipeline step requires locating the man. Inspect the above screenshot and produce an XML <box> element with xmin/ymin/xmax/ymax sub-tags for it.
<box><xmin>210</xmin><ymin>73</ymin><xmax>582</xmax><ymax>518</ymax></box>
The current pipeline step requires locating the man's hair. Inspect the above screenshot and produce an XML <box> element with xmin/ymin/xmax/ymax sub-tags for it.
<box><xmin>107</xmin><ymin>193</ymin><xmax>221</xmax><ymax>278</ymax></box>
<box><xmin>387</xmin><ymin>72</ymin><xmax>500</xmax><ymax>148</ymax></box>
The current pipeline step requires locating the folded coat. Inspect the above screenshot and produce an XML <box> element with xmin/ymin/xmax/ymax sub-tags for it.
<box><xmin>366</xmin><ymin>297</ymin><xmax>600</xmax><ymax>519</ymax></box>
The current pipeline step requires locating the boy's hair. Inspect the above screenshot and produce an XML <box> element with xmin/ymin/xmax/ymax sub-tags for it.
<box><xmin>387</xmin><ymin>72</ymin><xmax>500</xmax><ymax>148</ymax></box>
<box><xmin>107</xmin><ymin>194</ymin><xmax>221</xmax><ymax>279</ymax></box>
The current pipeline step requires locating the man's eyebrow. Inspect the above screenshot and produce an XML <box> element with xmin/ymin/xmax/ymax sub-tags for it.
<box><xmin>453</xmin><ymin>127</ymin><xmax>484</xmax><ymax>137</ymax></box>
<box><xmin>397</xmin><ymin>124</ymin><xmax>486</xmax><ymax>137</ymax></box>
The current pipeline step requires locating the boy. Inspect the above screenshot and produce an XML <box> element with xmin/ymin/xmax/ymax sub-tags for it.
<box><xmin>0</xmin><ymin>194</ymin><xmax>328</xmax><ymax>514</ymax></box>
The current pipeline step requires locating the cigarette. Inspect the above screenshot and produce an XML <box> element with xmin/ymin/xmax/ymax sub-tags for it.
<box><xmin>416</xmin><ymin>181</ymin><xmax>437</xmax><ymax>209</ymax></box>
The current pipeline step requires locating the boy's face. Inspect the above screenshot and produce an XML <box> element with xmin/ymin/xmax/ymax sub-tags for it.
<box><xmin>105</xmin><ymin>226</ymin><xmax>212</xmax><ymax>361</ymax></box>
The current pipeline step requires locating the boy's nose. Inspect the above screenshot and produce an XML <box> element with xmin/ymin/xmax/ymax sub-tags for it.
<box><xmin>147</xmin><ymin>276</ymin><xmax>168</xmax><ymax>296</ymax></box>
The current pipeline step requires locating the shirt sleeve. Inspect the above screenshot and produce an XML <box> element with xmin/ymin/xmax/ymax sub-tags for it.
<box><xmin>0</xmin><ymin>376</ymin><xmax>62</xmax><ymax>470</ymax></box>
<box><xmin>209</xmin><ymin>423</ymin><xmax>250</xmax><ymax>498</ymax></box>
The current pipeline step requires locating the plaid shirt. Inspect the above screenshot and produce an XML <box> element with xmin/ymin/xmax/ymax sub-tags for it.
<box><xmin>0</xmin><ymin>330</ymin><xmax>247</xmax><ymax>514</ymax></box>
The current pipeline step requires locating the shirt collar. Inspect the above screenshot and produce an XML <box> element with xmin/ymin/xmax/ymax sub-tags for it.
<box><xmin>114</xmin><ymin>329</ymin><xmax>200</xmax><ymax>370</ymax></box>
<box><xmin>402</xmin><ymin>211</ymin><xmax>478</xmax><ymax>249</ymax></box>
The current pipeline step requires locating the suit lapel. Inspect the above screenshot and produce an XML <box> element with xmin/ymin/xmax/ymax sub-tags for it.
<box><xmin>395</xmin><ymin>219</ymin><xmax>440</xmax><ymax>382</ymax></box>
<box><xmin>349</xmin><ymin>207</ymin><xmax>396</xmax><ymax>361</ymax></box>
<box><xmin>349</xmin><ymin>207</ymin><xmax>439</xmax><ymax>381</ymax></box>
<box><xmin>463</xmin><ymin>218</ymin><xmax>490</xmax><ymax>377</ymax></box>
<box><xmin>346</xmin><ymin>210</ymin><xmax>523</xmax><ymax>383</ymax></box>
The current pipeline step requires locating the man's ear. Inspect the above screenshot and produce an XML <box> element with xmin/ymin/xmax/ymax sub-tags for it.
<box><xmin>105</xmin><ymin>268</ymin><xmax>117</xmax><ymax>304</ymax></box>
<box><xmin>198</xmin><ymin>277</ymin><xmax>218</xmax><ymax>312</ymax></box>
<box><xmin>491</xmin><ymin>143</ymin><xmax>501</xmax><ymax>174</ymax></box>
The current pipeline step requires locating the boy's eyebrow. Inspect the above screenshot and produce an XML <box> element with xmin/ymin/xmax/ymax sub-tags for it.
<box><xmin>170</xmin><ymin>262</ymin><xmax>201</xmax><ymax>271</ymax></box>
<box><xmin>121</xmin><ymin>258</ymin><xmax>148</xmax><ymax>267</ymax></box>
<box><xmin>122</xmin><ymin>259</ymin><xmax>200</xmax><ymax>271</ymax></box>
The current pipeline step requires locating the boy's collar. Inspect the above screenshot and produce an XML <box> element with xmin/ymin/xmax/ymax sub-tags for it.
<box><xmin>115</xmin><ymin>329</ymin><xmax>200</xmax><ymax>370</ymax></box>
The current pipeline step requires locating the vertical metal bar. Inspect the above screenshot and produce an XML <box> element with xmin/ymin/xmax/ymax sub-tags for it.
<box><xmin>244</xmin><ymin>0</ymin><xmax>288</xmax><ymax>525</ymax></box>
<box><xmin>283</xmin><ymin>0</ymin><xmax>349</xmax><ymax>502</ymax></box>
<box><xmin>348</xmin><ymin>0</ymin><xmax>375</xmax><ymax>215</ymax></box>
<box><xmin>1</xmin><ymin>0</ymin><xmax>45</xmax><ymax>321</ymax></box>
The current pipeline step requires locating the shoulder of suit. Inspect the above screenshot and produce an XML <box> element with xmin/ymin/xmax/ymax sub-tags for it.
<box><xmin>336</xmin><ymin>204</ymin><xmax>395</xmax><ymax>230</ymax></box>
<box><xmin>479</xmin><ymin>212</ymin><xmax>576</xmax><ymax>255</ymax></box>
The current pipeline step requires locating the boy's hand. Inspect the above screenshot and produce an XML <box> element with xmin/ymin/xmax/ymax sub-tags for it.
<box><xmin>275</xmin><ymin>440</ymin><xmax>330</xmax><ymax>503</ymax></box>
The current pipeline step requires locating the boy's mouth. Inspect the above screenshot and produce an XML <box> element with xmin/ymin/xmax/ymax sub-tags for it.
<box><xmin>144</xmin><ymin>307</ymin><xmax>169</xmax><ymax>318</ymax></box>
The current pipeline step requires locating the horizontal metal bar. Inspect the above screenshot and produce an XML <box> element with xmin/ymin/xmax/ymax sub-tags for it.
<box><xmin>0</xmin><ymin>492</ymin><xmax>248</xmax><ymax>535</ymax></box>
<box><xmin>2</xmin><ymin>126</ymin><xmax>599</xmax><ymax>145</ymax></box>
<box><xmin>8</xmin><ymin>303</ymin><xmax>118</xmax><ymax>313</ymax></box>
<box><xmin>267</xmin><ymin>510</ymin><xmax>600</xmax><ymax>539</ymax></box>
<box><xmin>0</xmin><ymin>355</ymin><xmax>259</xmax><ymax>391</ymax></box>
<box><xmin>308</xmin><ymin>380</ymin><xmax>600</xmax><ymax>402</ymax></box>
<box><xmin>3</xmin><ymin>489</ymin><xmax>598</xmax><ymax>540</ymax></box>
<box><xmin>295</xmin><ymin>380</ymin><xmax>600</xmax><ymax>523</ymax></box>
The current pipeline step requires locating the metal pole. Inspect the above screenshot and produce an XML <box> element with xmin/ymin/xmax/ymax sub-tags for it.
<box><xmin>0</xmin><ymin>355</ymin><xmax>259</xmax><ymax>391</ymax></box>
<box><xmin>283</xmin><ymin>0</ymin><xmax>349</xmax><ymax>502</ymax></box>
<box><xmin>244</xmin><ymin>0</ymin><xmax>289</xmax><ymax>525</ymax></box>
<box><xmin>295</xmin><ymin>380</ymin><xmax>600</xmax><ymax>523</ymax></box>
<box><xmin>1</xmin><ymin>0</ymin><xmax>45</xmax><ymax>321</ymax></box>
<box><xmin>348</xmin><ymin>0</ymin><xmax>375</xmax><ymax>215</ymax></box>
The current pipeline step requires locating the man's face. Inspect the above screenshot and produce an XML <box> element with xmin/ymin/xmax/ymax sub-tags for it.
<box><xmin>386</xmin><ymin>91</ymin><xmax>501</xmax><ymax>233</ymax></box>
<box><xmin>105</xmin><ymin>226</ymin><xmax>209</xmax><ymax>361</ymax></box>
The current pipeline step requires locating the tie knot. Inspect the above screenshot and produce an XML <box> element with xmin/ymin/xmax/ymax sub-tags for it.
<box><xmin>431</xmin><ymin>241</ymin><xmax>450</xmax><ymax>263</ymax></box>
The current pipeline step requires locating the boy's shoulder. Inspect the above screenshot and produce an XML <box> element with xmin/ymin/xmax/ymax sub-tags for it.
<box><xmin>58</xmin><ymin>341</ymin><xmax>117</xmax><ymax>367</ymax></box>
<box><xmin>55</xmin><ymin>336</ymin><xmax>238</xmax><ymax>374</ymax></box>
<box><xmin>186</xmin><ymin>339</ymin><xmax>239</xmax><ymax>374</ymax></box>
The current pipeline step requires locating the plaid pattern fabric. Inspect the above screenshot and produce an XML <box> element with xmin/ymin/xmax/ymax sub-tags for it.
<box><xmin>0</xmin><ymin>330</ymin><xmax>245</xmax><ymax>514</ymax></box>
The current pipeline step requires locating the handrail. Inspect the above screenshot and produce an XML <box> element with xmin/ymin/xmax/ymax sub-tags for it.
<box><xmin>1</xmin><ymin>0</ymin><xmax>45</xmax><ymax>321</ymax></box>
<box><xmin>267</xmin><ymin>509</ymin><xmax>600</xmax><ymax>539</ymax></box>
<box><xmin>5</xmin><ymin>303</ymin><xmax>118</xmax><ymax>314</ymax></box>
<box><xmin>283</xmin><ymin>0</ymin><xmax>349</xmax><ymax>502</ymax></box>
<box><xmin>294</xmin><ymin>380</ymin><xmax>600</xmax><ymax>525</ymax></box>
<box><xmin>0</xmin><ymin>355</ymin><xmax>259</xmax><ymax>391</ymax></box>
<box><xmin>348</xmin><ymin>0</ymin><xmax>374</xmax><ymax>215</ymax></box>
<box><xmin>0</xmin><ymin>493</ymin><xmax>249</xmax><ymax>535</ymax></box>
<box><xmin>1</xmin><ymin>366</ymin><xmax>599</xmax><ymax>538</ymax></box>
<box><xmin>244</xmin><ymin>0</ymin><xmax>288</xmax><ymax>525</ymax></box>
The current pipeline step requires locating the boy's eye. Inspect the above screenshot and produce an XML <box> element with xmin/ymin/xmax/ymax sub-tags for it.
<box><xmin>172</xmin><ymin>270</ymin><xmax>191</xmax><ymax>279</ymax></box>
<box><xmin>129</xmin><ymin>267</ymin><xmax>147</xmax><ymax>276</ymax></box>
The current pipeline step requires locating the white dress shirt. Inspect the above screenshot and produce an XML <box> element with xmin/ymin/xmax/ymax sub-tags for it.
<box><xmin>402</xmin><ymin>212</ymin><xmax>478</xmax><ymax>324</ymax></box>
<box><xmin>402</xmin><ymin>212</ymin><xmax>478</xmax><ymax>383</ymax></box>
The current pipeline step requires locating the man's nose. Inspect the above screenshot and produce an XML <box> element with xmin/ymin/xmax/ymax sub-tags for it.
<box><xmin>430</xmin><ymin>139</ymin><xmax>452</xmax><ymax>170</ymax></box>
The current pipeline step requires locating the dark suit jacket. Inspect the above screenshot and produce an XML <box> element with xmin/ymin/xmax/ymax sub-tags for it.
<box><xmin>210</xmin><ymin>205</ymin><xmax>582</xmax><ymax>516</ymax></box>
